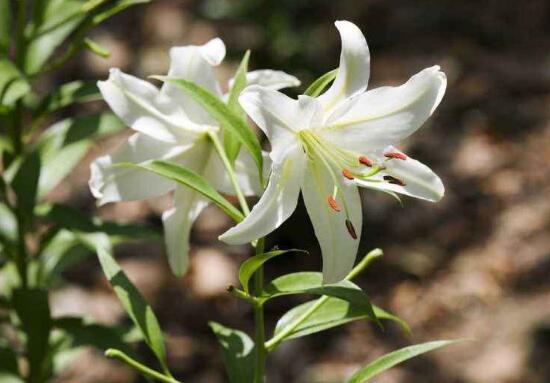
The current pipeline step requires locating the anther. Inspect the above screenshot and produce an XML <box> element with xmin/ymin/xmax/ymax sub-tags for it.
<box><xmin>342</xmin><ymin>169</ymin><xmax>354</xmax><ymax>180</ymax></box>
<box><xmin>384</xmin><ymin>152</ymin><xmax>407</xmax><ymax>160</ymax></box>
<box><xmin>358</xmin><ymin>156</ymin><xmax>373</xmax><ymax>167</ymax></box>
<box><xmin>345</xmin><ymin>219</ymin><xmax>358</xmax><ymax>239</ymax></box>
<box><xmin>383</xmin><ymin>175</ymin><xmax>407</xmax><ymax>186</ymax></box>
<box><xmin>327</xmin><ymin>195</ymin><xmax>341</xmax><ymax>212</ymax></box>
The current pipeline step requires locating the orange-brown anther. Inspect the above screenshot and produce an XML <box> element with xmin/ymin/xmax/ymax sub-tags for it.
<box><xmin>383</xmin><ymin>175</ymin><xmax>407</xmax><ymax>186</ymax></box>
<box><xmin>345</xmin><ymin>219</ymin><xmax>358</xmax><ymax>239</ymax></box>
<box><xmin>342</xmin><ymin>169</ymin><xmax>354</xmax><ymax>180</ymax></box>
<box><xmin>358</xmin><ymin>155</ymin><xmax>373</xmax><ymax>167</ymax></box>
<box><xmin>384</xmin><ymin>152</ymin><xmax>407</xmax><ymax>160</ymax></box>
<box><xmin>327</xmin><ymin>195</ymin><xmax>341</xmax><ymax>212</ymax></box>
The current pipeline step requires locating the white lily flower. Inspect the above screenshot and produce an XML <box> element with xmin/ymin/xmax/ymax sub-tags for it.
<box><xmin>219</xmin><ymin>21</ymin><xmax>447</xmax><ymax>283</ymax></box>
<box><xmin>89</xmin><ymin>38</ymin><xmax>300</xmax><ymax>276</ymax></box>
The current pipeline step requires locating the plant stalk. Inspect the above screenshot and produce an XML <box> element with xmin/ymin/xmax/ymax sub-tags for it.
<box><xmin>253</xmin><ymin>237</ymin><xmax>266</xmax><ymax>383</ymax></box>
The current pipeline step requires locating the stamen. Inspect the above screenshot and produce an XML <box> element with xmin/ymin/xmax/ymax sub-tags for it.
<box><xmin>327</xmin><ymin>195</ymin><xmax>341</xmax><ymax>212</ymax></box>
<box><xmin>383</xmin><ymin>175</ymin><xmax>407</xmax><ymax>186</ymax></box>
<box><xmin>384</xmin><ymin>152</ymin><xmax>407</xmax><ymax>160</ymax></box>
<box><xmin>358</xmin><ymin>155</ymin><xmax>373</xmax><ymax>167</ymax></box>
<box><xmin>345</xmin><ymin>219</ymin><xmax>358</xmax><ymax>239</ymax></box>
<box><xmin>342</xmin><ymin>169</ymin><xmax>354</xmax><ymax>180</ymax></box>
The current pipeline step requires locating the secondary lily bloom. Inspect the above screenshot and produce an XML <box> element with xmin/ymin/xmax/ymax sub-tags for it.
<box><xmin>89</xmin><ymin>38</ymin><xmax>299</xmax><ymax>275</ymax></box>
<box><xmin>220</xmin><ymin>21</ymin><xmax>446</xmax><ymax>283</ymax></box>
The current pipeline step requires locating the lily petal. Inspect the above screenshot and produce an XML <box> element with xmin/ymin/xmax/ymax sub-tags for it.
<box><xmin>207</xmin><ymin>150</ymin><xmax>272</xmax><ymax>197</ymax></box>
<box><xmin>89</xmin><ymin>133</ymin><xmax>187</xmax><ymax>205</ymax></box>
<box><xmin>229</xmin><ymin>69</ymin><xmax>301</xmax><ymax>90</ymax></box>
<box><xmin>239</xmin><ymin>86</ymin><xmax>322</xmax><ymax>161</ymax></box>
<box><xmin>320</xmin><ymin>66</ymin><xmax>447</xmax><ymax>152</ymax></box>
<box><xmin>163</xmin><ymin>186</ymin><xmax>209</xmax><ymax>275</ymax></box>
<box><xmin>317</xmin><ymin>20</ymin><xmax>370</xmax><ymax>113</ymax></box>
<box><xmin>219</xmin><ymin>145</ymin><xmax>306</xmax><ymax>244</ymax></box>
<box><xmin>161</xmin><ymin>38</ymin><xmax>226</xmax><ymax>124</ymax></box>
<box><xmin>301</xmin><ymin>158</ymin><xmax>362</xmax><ymax>283</ymax></box>
<box><xmin>98</xmin><ymin>69</ymin><xmax>202</xmax><ymax>143</ymax></box>
<box><xmin>356</xmin><ymin>149</ymin><xmax>444</xmax><ymax>202</ymax></box>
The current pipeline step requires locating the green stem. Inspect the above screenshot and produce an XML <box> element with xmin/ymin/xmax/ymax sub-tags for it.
<box><xmin>105</xmin><ymin>349</ymin><xmax>182</xmax><ymax>383</ymax></box>
<box><xmin>15</xmin><ymin>0</ymin><xmax>27</xmax><ymax>68</ymax></box>
<box><xmin>264</xmin><ymin>249</ymin><xmax>383</xmax><ymax>351</ymax></box>
<box><xmin>208</xmin><ymin>131</ymin><xmax>250</xmax><ymax>215</ymax></box>
<box><xmin>253</xmin><ymin>238</ymin><xmax>266</xmax><ymax>383</ymax></box>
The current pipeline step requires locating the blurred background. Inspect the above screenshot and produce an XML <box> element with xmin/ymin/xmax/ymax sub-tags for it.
<box><xmin>38</xmin><ymin>0</ymin><xmax>549</xmax><ymax>382</ymax></box>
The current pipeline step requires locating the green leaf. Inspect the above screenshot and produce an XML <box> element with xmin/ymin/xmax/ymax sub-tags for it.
<box><xmin>239</xmin><ymin>248</ymin><xmax>306</xmax><ymax>294</ymax></box>
<box><xmin>0</xmin><ymin>60</ymin><xmax>30</xmax><ymax>107</ymax></box>
<box><xmin>34</xmin><ymin>81</ymin><xmax>101</xmax><ymax>117</ymax></box>
<box><xmin>11</xmin><ymin>151</ymin><xmax>41</xmax><ymax>220</ymax></box>
<box><xmin>53</xmin><ymin>316</ymin><xmax>132</xmax><ymax>355</ymax></box>
<box><xmin>0</xmin><ymin>2</ymin><xmax>11</xmax><ymax>56</ymax></box>
<box><xmin>38</xmin><ymin>140</ymin><xmax>89</xmax><ymax>198</ymax></box>
<box><xmin>153</xmin><ymin>76</ymin><xmax>263</xmax><ymax>177</ymax></box>
<box><xmin>347</xmin><ymin>340</ymin><xmax>461</xmax><ymax>383</ymax></box>
<box><xmin>0</xmin><ymin>373</ymin><xmax>24</xmax><ymax>383</ymax></box>
<box><xmin>209</xmin><ymin>321</ymin><xmax>255</xmax><ymax>383</ymax></box>
<box><xmin>274</xmin><ymin>298</ymin><xmax>410</xmax><ymax>341</ymax></box>
<box><xmin>35</xmin><ymin>113</ymin><xmax>124</xmax><ymax>198</ymax></box>
<box><xmin>94</xmin><ymin>235</ymin><xmax>169</xmax><ymax>372</ymax></box>
<box><xmin>304</xmin><ymin>69</ymin><xmax>337</xmax><ymax>97</ymax></box>
<box><xmin>262</xmin><ymin>272</ymin><xmax>379</xmax><ymax>327</ymax></box>
<box><xmin>132</xmin><ymin>160</ymin><xmax>244</xmax><ymax>222</ymax></box>
<box><xmin>25</xmin><ymin>0</ymin><xmax>86</xmax><ymax>74</ymax></box>
<box><xmin>223</xmin><ymin>50</ymin><xmax>250</xmax><ymax>164</ymax></box>
<box><xmin>0</xmin><ymin>203</ymin><xmax>18</xmax><ymax>243</ymax></box>
<box><xmin>12</xmin><ymin>288</ymin><xmax>52</xmax><ymax>382</ymax></box>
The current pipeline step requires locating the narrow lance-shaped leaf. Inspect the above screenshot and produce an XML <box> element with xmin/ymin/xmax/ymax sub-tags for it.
<box><xmin>152</xmin><ymin>76</ymin><xmax>263</xmax><ymax>179</ymax></box>
<box><xmin>239</xmin><ymin>248</ymin><xmax>307</xmax><ymax>294</ymax></box>
<box><xmin>34</xmin><ymin>81</ymin><xmax>102</xmax><ymax>117</ymax></box>
<box><xmin>224</xmin><ymin>50</ymin><xmax>250</xmax><ymax>164</ymax></box>
<box><xmin>262</xmin><ymin>272</ymin><xmax>380</xmax><ymax>327</ymax></box>
<box><xmin>209</xmin><ymin>321</ymin><xmax>255</xmax><ymax>383</ymax></box>
<box><xmin>347</xmin><ymin>340</ymin><xmax>462</xmax><ymax>383</ymax></box>
<box><xmin>92</xmin><ymin>234</ymin><xmax>169</xmax><ymax>373</ymax></box>
<box><xmin>0</xmin><ymin>60</ymin><xmax>30</xmax><ymax>107</ymax></box>
<box><xmin>128</xmin><ymin>160</ymin><xmax>244</xmax><ymax>222</ymax></box>
<box><xmin>274</xmin><ymin>298</ymin><xmax>411</xmax><ymax>341</ymax></box>
<box><xmin>304</xmin><ymin>69</ymin><xmax>338</xmax><ymax>97</ymax></box>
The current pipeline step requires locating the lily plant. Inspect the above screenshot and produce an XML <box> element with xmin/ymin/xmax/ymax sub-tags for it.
<box><xmin>81</xmin><ymin>17</ymin><xmax>460</xmax><ymax>383</ymax></box>
<box><xmin>89</xmin><ymin>37</ymin><xmax>299</xmax><ymax>275</ymax></box>
<box><xmin>220</xmin><ymin>20</ymin><xmax>446</xmax><ymax>283</ymax></box>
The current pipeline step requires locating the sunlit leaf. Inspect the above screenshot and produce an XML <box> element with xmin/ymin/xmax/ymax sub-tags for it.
<box><xmin>209</xmin><ymin>321</ymin><xmax>255</xmax><ymax>383</ymax></box>
<box><xmin>224</xmin><ymin>50</ymin><xmax>250</xmax><ymax>164</ymax></box>
<box><xmin>152</xmin><ymin>76</ymin><xmax>263</xmax><ymax>177</ymax></box>
<box><xmin>274</xmin><ymin>298</ymin><xmax>410</xmax><ymax>341</ymax></box>
<box><xmin>304</xmin><ymin>69</ymin><xmax>337</xmax><ymax>97</ymax></box>
<box><xmin>261</xmin><ymin>272</ymin><xmax>379</xmax><ymax>327</ymax></box>
<box><xmin>0</xmin><ymin>60</ymin><xmax>30</xmax><ymax>107</ymax></box>
<box><xmin>239</xmin><ymin>248</ymin><xmax>306</xmax><ymax>294</ymax></box>
<box><xmin>93</xmin><ymin>235</ymin><xmax>169</xmax><ymax>372</ymax></box>
<box><xmin>347</xmin><ymin>340</ymin><xmax>461</xmax><ymax>383</ymax></box>
<box><xmin>132</xmin><ymin>160</ymin><xmax>244</xmax><ymax>222</ymax></box>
